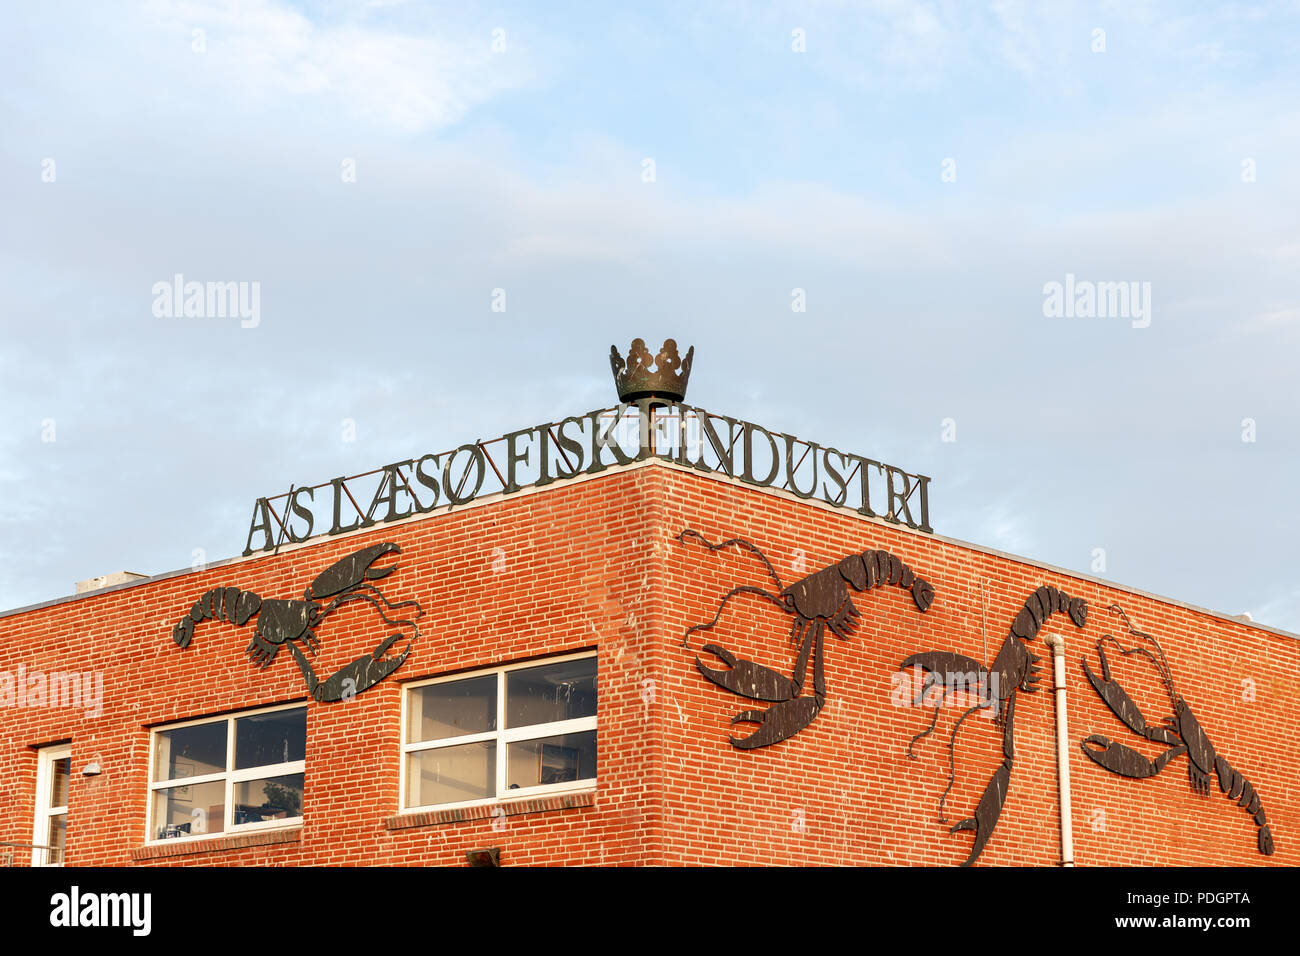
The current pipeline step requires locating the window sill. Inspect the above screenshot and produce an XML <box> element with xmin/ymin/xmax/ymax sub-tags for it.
<box><xmin>384</xmin><ymin>790</ymin><xmax>596</xmax><ymax>830</ymax></box>
<box><xmin>131</xmin><ymin>826</ymin><xmax>301</xmax><ymax>861</ymax></box>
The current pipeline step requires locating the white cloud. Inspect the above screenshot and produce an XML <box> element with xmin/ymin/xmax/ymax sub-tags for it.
<box><xmin>2</xmin><ymin>0</ymin><xmax>1299</xmax><ymax>635</ymax></box>
<box><xmin>144</xmin><ymin>0</ymin><xmax>535</xmax><ymax>132</ymax></box>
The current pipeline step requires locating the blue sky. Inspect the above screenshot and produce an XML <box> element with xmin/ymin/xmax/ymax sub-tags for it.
<box><xmin>2</xmin><ymin>1</ymin><xmax>1298</xmax><ymax>630</ymax></box>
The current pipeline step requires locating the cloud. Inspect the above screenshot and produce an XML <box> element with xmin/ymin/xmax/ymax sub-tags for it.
<box><xmin>81</xmin><ymin>0</ymin><xmax>539</xmax><ymax>134</ymax></box>
<box><xmin>1</xmin><ymin>0</ymin><xmax>1298</xmax><ymax>637</ymax></box>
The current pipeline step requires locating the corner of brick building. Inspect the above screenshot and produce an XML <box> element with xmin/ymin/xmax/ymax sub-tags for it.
<box><xmin>2</xmin><ymin>460</ymin><xmax>1294</xmax><ymax>867</ymax></box>
<box><xmin>652</xmin><ymin>464</ymin><xmax>1297</xmax><ymax>867</ymax></box>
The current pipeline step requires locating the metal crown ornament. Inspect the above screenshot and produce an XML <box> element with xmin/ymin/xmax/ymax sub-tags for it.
<box><xmin>609</xmin><ymin>338</ymin><xmax>694</xmax><ymax>403</ymax></box>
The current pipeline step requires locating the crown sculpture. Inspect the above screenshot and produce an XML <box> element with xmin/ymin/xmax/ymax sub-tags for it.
<box><xmin>610</xmin><ymin>338</ymin><xmax>694</xmax><ymax>403</ymax></box>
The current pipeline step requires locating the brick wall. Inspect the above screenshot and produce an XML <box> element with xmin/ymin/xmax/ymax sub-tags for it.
<box><xmin>1</xmin><ymin>461</ymin><xmax>1293</xmax><ymax>865</ymax></box>
<box><xmin>659</xmin><ymin>466</ymin><xmax>1296</xmax><ymax>866</ymax></box>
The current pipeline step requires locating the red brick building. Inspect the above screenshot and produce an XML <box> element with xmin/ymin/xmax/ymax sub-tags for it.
<box><xmin>2</xmin><ymin>396</ymin><xmax>1294</xmax><ymax>867</ymax></box>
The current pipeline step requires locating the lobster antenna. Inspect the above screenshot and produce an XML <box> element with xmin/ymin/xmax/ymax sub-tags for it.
<box><xmin>680</xmin><ymin>585</ymin><xmax>787</xmax><ymax>648</ymax></box>
<box><xmin>318</xmin><ymin>590</ymin><xmax>424</xmax><ymax>635</ymax></box>
<box><xmin>937</xmin><ymin>703</ymin><xmax>985</xmax><ymax>825</ymax></box>
<box><xmin>677</xmin><ymin>529</ymin><xmax>785</xmax><ymax>589</ymax></box>
<box><xmin>317</xmin><ymin>583</ymin><xmax>424</xmax><ymax>621</ymax></box>
<box><xmin>1099</xmin><ymin>633</ymin><xmax>1177</xmax><ymax>711</ymax></box>
<box><xmin>1107</xmin><ymin>604</ymin><xmax>1180</xmax><ymax>706</ymax></box>
<box><xmin>906</xmin><ymin>675</ymin><xmax>946</xmax><ymax>759</ymax></box>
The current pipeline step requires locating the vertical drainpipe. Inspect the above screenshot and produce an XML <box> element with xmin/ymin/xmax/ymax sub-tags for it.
<box><xmin>1043</xmin><ymin>634</ymin><xmax>1074</xmax><ymax>866</ymax></box>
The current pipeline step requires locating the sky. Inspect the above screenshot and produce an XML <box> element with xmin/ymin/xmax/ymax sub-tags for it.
<box><xmin>1</xmin><ymin>0</ymin><xmax>1298</xmax><ymax>632</ymax></box>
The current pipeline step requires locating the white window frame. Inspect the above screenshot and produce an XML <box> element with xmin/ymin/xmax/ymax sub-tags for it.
<box><xmin>32</xmin><ymin>743</ymin><xmax>71</xmax><ymax>866</ymax></box>
<box><xmin>146</xmin><ymin>701</ymin><xmax>306</xmax><ymax>845</ymax></box>
<box><xmin>400</xmin><ymin>651</ymin><xmax>597</xmax><ymax>813</ymax></box>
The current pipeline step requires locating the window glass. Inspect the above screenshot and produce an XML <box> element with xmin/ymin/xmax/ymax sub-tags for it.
<box><xmin>151</xmin><ymin>779</ymin><xmax>227</xmax><ymax>840</ymax></box>
<box><xmin>403</xmin><ymin>655</ymin><xmax>597</xmax><ymax>810</ymax></box>
<box><xmin>234</xmin><ymin>773</ymin><xmax>305</xmax><ymax>825</ymax></box>
<box><xmin>153</xmin><ymin>721</ymin><xmax>227</xmax><ymax>780</ymax></box>
<box><xmin>506</xmin><ymin>731</ymin><xmax>597</xmax><ymax>789</ymax></box>
<box><xmin>49</xmin><ymin>757</ymin><xmax>70</xmax><ymax>808</ymax></box>
<box><xmin>406</xmin><ymin>742</ymin><xmax>496</xmax><ymax>807</ymax></box>
<box><xmin>149</xmin><ymin>705</ymin><xmax>305</xmax><ymax>841</ymax></box>
<box><xmin>45</xmin><ymin>814</ymin><xmax>67</xmax><ymax>865</ymax></box>
<box><xmin>235</xmin><ymin>708</ymin><xmax>307</xmax><ymax>769</ymax></box>
<box><xmin>408</xmin><ymin>675</ymin><xmax>496</xmax><ymax>742</ymax></box>
<box><xmin>506</xmin><ymin>658</ymin><xmax>597</xmax><ymax>729</ymax></box>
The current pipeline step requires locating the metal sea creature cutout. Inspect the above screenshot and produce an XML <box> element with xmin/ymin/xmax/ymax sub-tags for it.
<box><xmin>169</xmin><ymin>542</ymin><xmax>423</xmax><ymax>702</ymax></box>
<box><xmin>1079</xmin><ymin>605</ymin><xmax>1275</xmax><ymax>856</ymax></box>
<box><xmin>900</xmin><ymin>584</ymin><xmax>1088</xmax><ymax>867</ymax></box>
<box><xmin>680</xmin><ymin>529</ymin><xmax>935</xmax><ymax>749</ymax></box>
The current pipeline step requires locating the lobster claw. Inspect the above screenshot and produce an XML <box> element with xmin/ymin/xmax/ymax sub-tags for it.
<box><xmin>1082</xmin><ymin>650</ymin><xmax>1179</xmax><ymax>745</ymax></box>
<box><xmin>696</xmin><ymin>644</ymin><xmax>797</xmax><ymax>702</ymax></box>
<box><xmin>172</xmin><ymin>617</ymin><xmax>194</xmax><ymax>649</ymax></box>
<box><xmin>729</xmin><ymin>696</ymin><xmax>822</xmax><ymax>750</ymax></box>
<box><xmin>950</xmin><ymin>759</ymin><xmax>1011</xmax><ymax>867</ymax></box>
<box><xmin>310</xmin><ymin>634</ymin><xmax>413</xmax><ymax>703</ymax></box>
<box><xmin>307</xmin><ymin>543</ymin><xmax>401</xmax><ymax>599</ymax></box>
<box><xmin>1260</xmin><ymin>826</ymin><xmax>1275</xmax><ymax>856</ymax></box>
<box><xmin>1081</xmin><ymin>734</ymin><xmax>1187</xmax><ymax>778</ymax></box>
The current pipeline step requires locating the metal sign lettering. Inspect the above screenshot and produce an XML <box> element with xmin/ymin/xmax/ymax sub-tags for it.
<box><xmin>242</xmin><ymin>403</ymin><xmax>933</xmax><ymax>556</ymax></box>
<box><xmin>170</xmin><ymin>543</ymin><xmax>422</xmax><ymax>702</ymax></box>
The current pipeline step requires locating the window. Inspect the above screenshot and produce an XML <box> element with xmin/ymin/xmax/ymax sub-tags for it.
<box><xmin>33</xmin><ymin>744</ymin><xmax>70</xmax><ymax>866</ymax></box>
<box><xmin>402</xmin><ymin>653</ymin><xmax>597</xmax><ymax>811</ymax></box>
<box><xmin>147</xmin><ymin>703</ymin><xmax>306</xmax><ymax>842</ymax></box>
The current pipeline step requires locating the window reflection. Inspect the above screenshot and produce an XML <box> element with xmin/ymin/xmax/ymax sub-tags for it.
<box><xmin>50</xmin><ymin>757</ymin><xmax>70</xmax><ymax>808</ymax></box>
<box><xmin>150</xmin><ymin>705</ymin><xmax>307</xmax><ymax>841</ymax></box>
<box><xmin>506</xmin><ymin>659</ymin><xmax>596</xmax><ymax>729</ymax></box>
<box><xmin>235</xmin><ymin>709</ymin><xmax>307</xmax><ymax>769</ymax></box>
<box><xmin>403</xmin><ymin>655</ymin><xmax>598</xmax><ymax>810</ymax></box>
<box><xmin>408</xmin><ymin>676</ymin><xmax>496</xmax><ymax>742</ymax></box>
<box><xmin>153</xmin><ymin>721</ymin><xmax>227</xmax><ymax>781</ymax></box>
<box><xmin>234</xmin><ymin>773</ymin><xmax>304</xmax><ymax>825</ymax></box>
<box><xmin>407</xmin><ymin>742</ymin><xmax>495</xmax><ymax>807</ymax></box>
<box><xmin>46</xmin><ymin>814</ymin><xmax>66</xmax><ymax>865</ymax></box>
<box><xmin>507</xmin><ymin>732</ymin><xmax>597</xmax><ymax>789</ymax></box>
<box><xmin>151</xmin><ymin>779</ymin><xmax>226</xmax><ymax>840</ymax></box>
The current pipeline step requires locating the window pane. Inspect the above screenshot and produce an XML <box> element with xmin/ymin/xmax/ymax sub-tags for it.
<box><xmin>45</xmin><ymin>812</ymin><xmax>66</xmax><ymax>865</ymax></box>
<box><xmin>407</xmin><ymin>676</ymin><xmax>496</xmax><ymax>743</ymax></box>
<box><xmin>234</xmin><ymin>773</ymin><xmax>304</xmax><ymax>825</ymax></box>
<box><xmin>49</xmin><ymin>757</ymin><xmax>70</xmax><ymax>809</ymax></box>
<box><xmin>235</xmin><ymin>708</ymin><xmax>307</xmax><ymax>770</ymax></box>
<box><xmin>506</xmin><ymin>731</ymin><xmax>596</xmax><ymax>789</ymax></box>
<box><xmin>151</xmin><ymin>780</ymin><xmax>226</xmax><ymax>840</ymax></box>
<box><xmin>406</xmin><ymin>741</ymin><xmax>495</xmax><ymax>807</ymax></box>
<box><xmin>153</xmin><ymin>721</ymin><xmax>227</xmax><ymax>781</ymax></box>
<box><xmin>506</xmin><ymin>659</ymin><xmax>596</xmax><ymax>728</ymax></box>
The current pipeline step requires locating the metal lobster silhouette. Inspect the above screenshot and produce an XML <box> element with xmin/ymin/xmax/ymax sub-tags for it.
<box><xmin>680</xmin><ymin>530</ymin><xmax>934</xmax><ymax>749</ymax></box>
<box><xmin>683</xmin><ymin>530</ymin><xmax>1277</xmax><ymax>865</ymax></box>
<box><xmin>1079</xmin><ymin>605</ymin><xmax>1275</xmax><ymax>856</ymax></box>
<box><xmin>170</xmin><ymin>542</ymin><xmax>422</xmax><ymax>702</ymax></box>
<box><xmin>901</xmin><ymin>585</ymin><xmax>1088</xmax><ymax>866</ymax></box>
